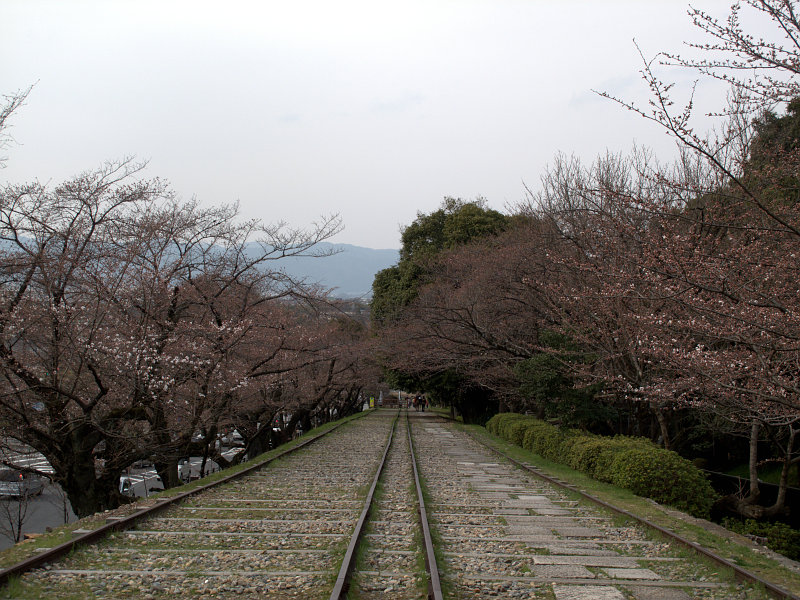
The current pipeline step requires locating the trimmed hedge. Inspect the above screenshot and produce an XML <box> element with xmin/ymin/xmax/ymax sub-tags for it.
<box><xmin>484</xmin><ymin>413</ymin><xmax>717</xmax><ymax>518</ymax></box>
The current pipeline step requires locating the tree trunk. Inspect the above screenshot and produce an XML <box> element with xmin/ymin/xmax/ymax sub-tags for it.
<box><xmin>155</xmin><ymin>456</ymin><xmax>180</xmax><ymax>489</ymax></box>
<box><xmin>285</xmin><ymin>409</ymin><xmax>309</xmax><ymax>439</ymax></box>
<box><xmin>761</xmin><ymin>426</ymin><xmax>797</xmax><ymax>518</ymax></box>
<box><xmin>42</xmin><ymin>427</ymin><xmax>129</xmax><ymax>518</ymax></box>
<box><xmin>535</xmin><ymin>402</ymin><xmax>546</xmax><ymax>420</ymax></box>
<box><xmin>62</xmin><ymin>469</ymin><xmax>127</xmax><ymax>518</ymax></box>
<box><xmin>717</xmin><ymin>419</ymin><xmax>770</xmax><ymax>519</ymax></box>
<box><xmin>746</xmin><ymin>419</ymin><xmax>761</xmax><ymax>504</ymax></box>
<box><xmin>650</xmin><ymin>401</ymin><xmax>671</xmax><ymax>450</ymax></box>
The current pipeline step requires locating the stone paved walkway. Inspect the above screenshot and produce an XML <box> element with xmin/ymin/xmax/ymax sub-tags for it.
<box><xmin>410</xmin><ymin>413</ymin><xmax>757</xmax><ymax>599</ymax></box>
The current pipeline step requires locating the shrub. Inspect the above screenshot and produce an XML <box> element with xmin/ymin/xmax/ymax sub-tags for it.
<box><xmin>565</xmin><ymin>436</ymin><xmax>616</xmax><ymax>476</ymax></box>
<box><xmin>556</xmin><ymin>432</ymin><xmax>584</xmax><ymax>461</ymax></box>
<box><xmin>723</xmin><ymin>519</ymin><xmax>800</xmax><ymax>561</ymax></box>
<box><xmin>522</xmin><ymin>423</ymin><xmax>550</xmax><ymax>453</ymax></box>
<box><xmin>505</xmin><ymin>419</ymin><xmax>530</xmax><ymax>446</ymax></box>
<box><xmin>530</xmin><ymin>424</ymin><xmax>570</xmax><ymax>462</ymax></box>
<box><xmin>484</xmin><ymin>412</ymin><xmax>717</xmax><ymax>518</ymax></box>
<box><xmin>498</xmin><ymin>415</ymin><xmax>531</xmax><ymax>440</ymax></box>
<box><xmin>486</xmin><ymin>413</ymin><xmax>518</xmax><ymax>436</ymax></box>
<box><xmin>592</xmin><ymin>436</ymin><xmax>654</xmax><ymax>482</ymax></box>
<box><xmin>608</xmin><ymin>447</ymin><xmax>717</xmax><ymax>518</ymax></box>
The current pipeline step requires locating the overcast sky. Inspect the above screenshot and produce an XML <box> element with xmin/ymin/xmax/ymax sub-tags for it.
<box><xmin>2</xmin><ymin>1</ymin><xmax>751</xmax><ymax>248</ymax></box>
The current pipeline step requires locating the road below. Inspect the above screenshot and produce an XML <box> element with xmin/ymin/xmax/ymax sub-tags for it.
<box><xmin>0</xmin><ymin>484</ymin><xmax>76</xmax><ymax>551</ymax></box>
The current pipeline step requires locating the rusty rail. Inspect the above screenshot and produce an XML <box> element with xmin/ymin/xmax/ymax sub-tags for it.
<box><xmin>329</xmin><ymin>410</ymin><xmax>399</xmax><ymax>599</ymax></box>
<box><xmin>0</xmin><ymin>410</ymin><xmax>370</xmax><ymax>588</ymax></box>
<box><xmin>407</xmin><ymin>411</ymin><xmax>444</xmax><ymax>600</ymax></box>
<box><xmin>460</xmin><ymin>422</ymin><xmax>800</xmax><ymax>600</ymax></box>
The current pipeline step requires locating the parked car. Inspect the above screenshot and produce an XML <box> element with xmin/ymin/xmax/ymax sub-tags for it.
<box><xmin>119</xmin><ymin>473</ymin><xmax>163</xmax><ymax>497</ymax></box>
<box><xmin>0</xmin><ymin>468</ymin><xmax>44</xmax><ymax>498</ymax></box>
<box><xmin>220</xmin><ymin>430</ymin><xmax>244</xmax><ymax>447</ymax></box>
<box><xmin>119</xmin><ymin>476</ymin><xmax>135</xmax><ymax>497</ymax></box>
<box><xmin>178</xmin><ymin>458</ymin><xmax>192</xmax><ymax>483</ymax></box>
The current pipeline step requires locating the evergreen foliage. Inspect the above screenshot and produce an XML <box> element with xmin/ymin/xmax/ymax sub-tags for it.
<box><xmin>486</xmin><ymin>413</ymin><xmax>717</xmax><ymax>518</ymax></box>
<box><xmin>723</xmin><ymin>519</ymin><xmax>800</xmax><ymax>561</ymax></box>
<box><xmin>370</xmin><ymin>197</ymin><xmax>510</xmax><ymax>326</ymax></box>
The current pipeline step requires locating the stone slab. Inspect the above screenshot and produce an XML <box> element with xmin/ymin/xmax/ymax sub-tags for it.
<box><xmin>534</xmin><ymin>564</ymin><xmax>596</xmax><ymax>579</ymax></box>
<box><xmin>505</xmin><ymin>516</ymin><xmax>553</xmax><ymax>524</ymax></box>
<box><xmin>71</xmin><ymin>529</ymin><xmax>94</xmax><ymax>537</ymax></box>
<box><xmin>508</xmin><ymin>526</ymin><xmax>552</xmax><ymax>536</ymax></box>
<box><xmin>472</xmin><ymin>484</ymin><xmax>520</xmax><ymax>491</ymax></box>
<box><xmin>553</xmin><ymin>585</ymin><xmax>626</xmax><ymax>600</ymax></box>
<box><xmin>535</xmin><ymin>508</ymin><xmax>573</xmax><ymax>515</ymax></box>
<box><xmin>533</xmin><ymin>555</ymin><xmax>640</xmax><ymax>568</ymax></box>
<box><xmin>627</xmin><ymin>587</ymin><xmax>692</xmax><ymax>600</ymax></box>
<box><xmin>503</xmin><ymin>534</ymin><xmax>560</xmax><ymax>542</ymax></box>
<box><xmin>555</xmin><ymin>526</ymin><xmax>604</xmax><ymax>538</ymax></box>
<box><xmin>539</xmin><ymin>545</ymin><xmax>615</xmax><ymax>556</ymax></box>
<box><xmin>516</xmin><ymin>495</ymin><xmax>553</xmax><ymax>502</ymax></box>
<box><xmin>478</xmin><ymin>492</ymin><xmax>510</xmax><ymax>499</ymax></box>
<box><xmin>503</xmin><ymin>498</ymin><xmax>554</xmax><ymax>505</ymax></box>
<box><xmin>507</xmin><ymin>515</ymin><xmax>597</xmax><ymax>524</ymax></box>
<box><xmin>493</xmin><ymin>508</ymin><xmax>529</xmax><ymax>515</ymax></box>
<box><xmin>602</xmin><ymin>568</ymin><xmax>660</xmax><ymax>580</ymax></box>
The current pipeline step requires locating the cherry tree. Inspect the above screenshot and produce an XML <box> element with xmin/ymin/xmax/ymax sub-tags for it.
<box><xmin>0</xmin><ymin>139</ymin><xmax>342</xmax><ymax>515</ymax></box>
<box><xmin>607</xmin><ymin>0</ymin><xmax>800</xmax><ymax>516</ymax></box>
<box><xmin>514</xmin><ymin>0</ymin><xmax>800</xmax><ymax>516</ymax></box>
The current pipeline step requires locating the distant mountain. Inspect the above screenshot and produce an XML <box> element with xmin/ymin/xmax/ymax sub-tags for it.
<box><xmin>272</xmin><ymin>243</ymin><xmax>399</xmax><ymax>298</ymax></box>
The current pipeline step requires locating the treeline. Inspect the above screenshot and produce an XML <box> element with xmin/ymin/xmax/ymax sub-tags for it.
<box><xmin>0</xmin><ymin>97</ymin><xmax>379</xmax><ymax>517</ymax></box>
<box><xmin>371</xmin><ymin>0</ymin><xmax>800</xmax><ymax>521</ymax></box>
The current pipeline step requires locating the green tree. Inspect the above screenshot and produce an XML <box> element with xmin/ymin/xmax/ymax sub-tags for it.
<box><xmin>513</xmin><ymin>331</ymin><xmax>610</xmax><ymax>430</ymax></box>
<box><xmin>745</xmin><ymin>97</ymin><xmax>800</xmax><ymax>207</ymax></box>
<box><xmin>371</xmin><ymin>197</ymin><xmax>509</xmax><ymax>326</ymax></box>
<box><xmin>371</xmin><ymin>197</ymin><xmax>511</xmax><ymax>423</ymax></box>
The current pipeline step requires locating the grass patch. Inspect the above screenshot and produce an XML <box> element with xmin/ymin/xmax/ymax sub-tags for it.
<box><xmin>462</xmin><ymin>423</ymin><xmax>800</xmax><ymax>596</ymax></box>
<box><xmin>0</xmin><ymin>575</ymin><xmax>91</xmax><ymax>600</ymax></box>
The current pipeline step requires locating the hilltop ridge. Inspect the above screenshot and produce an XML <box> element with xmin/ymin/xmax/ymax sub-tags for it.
<box><xmin>274</xmin><ymin>242</ymin><xmax>399</xmax><ymax>299</ymax></box>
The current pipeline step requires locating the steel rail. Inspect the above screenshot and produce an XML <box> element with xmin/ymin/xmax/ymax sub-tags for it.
<box><xmin>0</xmin><ymin>410</ymin><xmax>371</xmax><ymax>589</ymax></box>
<box><xmin>460</xmin><ymin>422</ymin><xmax>800</xmax><ymax>600</ymax></box>
<box><xmin>407</xmin><ymin>411</ymin><xmax>444</xmax><ymax>600</ymax></box>
<box><xmin>329</xmin><ymin>409</ymin><xmax>399</xmax><ymax>599</ymax></box>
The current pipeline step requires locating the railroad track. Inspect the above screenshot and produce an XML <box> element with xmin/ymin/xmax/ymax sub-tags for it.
<box><xmin>413</xmin><ymin>415</ymin><xmax>799</xmax><ymax>600</ymax></box>
<box><xmin>0</xmin><ymin>410</ymin><xmax>796</xmax><ymax>599</ymax></box>
<box><xmin>332</xmin><ymin>407</ymin><xmax>441</xmax><ymax>600</ymax></box>
<box><xmin>0</xmin><ymin>409</ymin><xmax>442</xmax><ymax>599</ymax></box>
